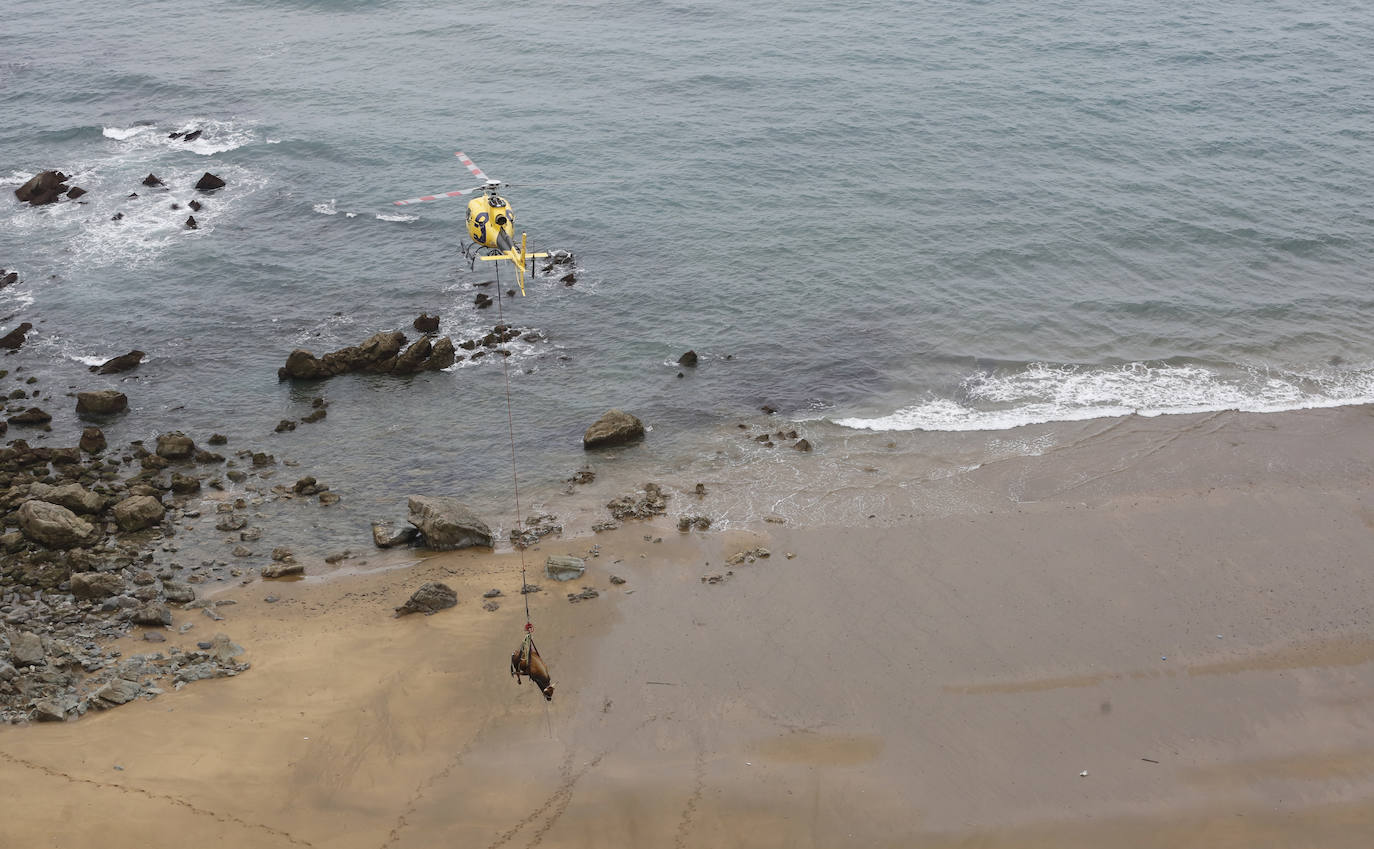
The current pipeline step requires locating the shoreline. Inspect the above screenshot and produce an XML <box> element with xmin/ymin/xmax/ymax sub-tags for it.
<box><xmin>4</xmin><ymin>404</ymin><xmax>1374</xmax><ymax>846</ymax></box>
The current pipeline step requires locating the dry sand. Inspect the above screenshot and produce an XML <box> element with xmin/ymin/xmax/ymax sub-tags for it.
<box><xmin>5</xmin><ymin>406</ymin><xmax>1374</xmax><ymax>847</ymax></box>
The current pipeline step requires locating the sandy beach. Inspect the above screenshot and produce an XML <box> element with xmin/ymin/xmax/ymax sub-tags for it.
<box><xmin>5</xmin><ymin>405</ymin><xmax>1374</xmax><ymax>847</ymax></box>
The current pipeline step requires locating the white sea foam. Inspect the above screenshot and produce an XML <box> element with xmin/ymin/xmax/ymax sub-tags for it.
<box><xmin>104</xmin><ymin>118</ymin><xmax>258</xmax><ymax>156</ymax></box>
<box><xmin>375</xmin><ymin>212</ymin><xmax>417</xmax><ymax>222</ymax></box>
<box><xmin>313</xmin><ymin>199</ymin><xmax>339</xmax><ymax>216</ymax></box>
<box><xmin>102</xmin><ymin>125</ymin><xmax>151</xmax><ymax>141</ymax></box>
<box><xmin>833</xmin><ymin>362</ymin><xmax>1374</xmax><ymax>433</ymax></box>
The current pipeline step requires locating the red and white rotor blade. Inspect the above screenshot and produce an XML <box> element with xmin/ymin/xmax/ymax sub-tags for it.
<box><xmin>455</xmin><ymin>151</ymin><xmax>490</xmax><ymax>182</ymax></box>
<box><xmin>392</xmin><ymin>184</ymin><xmax>481</xmax><ymax>206</ymax></box>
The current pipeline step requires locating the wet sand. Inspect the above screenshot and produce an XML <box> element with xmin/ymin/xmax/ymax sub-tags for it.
<box><xmin>5</xmin><ymin>406</ymin><xmax>1374</xmax><ymax>847</ymax></box>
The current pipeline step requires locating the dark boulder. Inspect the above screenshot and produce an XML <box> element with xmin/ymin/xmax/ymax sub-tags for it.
<box><xmin>583</xmin><ymin>409</ymin><xmax>646</xmax><ymax>450</ymax></box>
<box><xmin>0</xmin><ymin>270</ymin><xmax>18</xmax><ymax>290</ymax></box>
<box><xmin>181</xmin><ymin>129</ymin><xmax>202</xmax><ymax>142</ymax></box>
<box><xmin>194</xmin><ymin>172</ymin><xmax>226</xmax><ymax>192</ymax></box>
<box><xmin>185</xmin><ymin>216</ymin><xmax>198</xmax><ymax>230</ymax></box>
<box><xmin>413</xmin><ymin>313</ymin><xmax>440</xmax><ymax>333</ymax></box>
<box><xmin>66</xmin><ymin>186</ymin><xmax>86</xmax><ymax>200</ymax></box>
<box><xmin>76</xmin><ymin>390</ymin><xmax>128</xmax><ymax>415</ymax></box>
<box><xmin>142</xmin><ymin>173</ymin><xmax>164</xmax><ymax>187</ymax></box>
<box><xmin>0</xmin><ymin>322</ymin><xmax>33</xmax><ymax>350</ymax></box>
<box><xmin>90</xmin><ymin>350</ymin><xmax>144</xmax><ymax>374</ymax></box>
<box><xmin>6</xmin><ymin>407</ymin><xmax>51</xmax><ymax>426</ymax></box>
<box><xmin>14</xmin><ymin>171</ymin><xmax>69</xmax><ymax>206</ymax></box>
<box><xmin>79</xmin><ymin>426</ymin><xmax>106</xmax><ymax>453</ymax></box>
<box><xmin>677</xmin><ymin>350</ymin><xmax>698</xmax><ymax>367</ymax></box>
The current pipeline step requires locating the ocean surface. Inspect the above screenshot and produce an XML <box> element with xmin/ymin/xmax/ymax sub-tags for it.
<box><xmin>3</xmin><ymin>0</ymin><xmax>1374</xmax><ymax>542</ymax></box>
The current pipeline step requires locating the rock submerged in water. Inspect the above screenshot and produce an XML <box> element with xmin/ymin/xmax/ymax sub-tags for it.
<box><xmin>90</xmin><ymin>350</ymin><xmax>144</xmax><ymax>374</ymax></box>
<box><xmin>394</xmin><ymin>582</ymin><xmax>458</xmax><ymax>617</ymax></box>
<box><xmin>76</xmin><ymin>390</ymin><xmax>128</xmax><ymax>416</ymax></box>
<box><xmin>583</xmin><ymin>409</ymin><xmax>646</xmax><ymax>450</ymax></box>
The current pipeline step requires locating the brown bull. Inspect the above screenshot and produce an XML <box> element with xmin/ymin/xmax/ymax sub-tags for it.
<box><xmin>511</xmin><ymin>636</ymin><xmax>554</xmax><ymax>701</ymax></box>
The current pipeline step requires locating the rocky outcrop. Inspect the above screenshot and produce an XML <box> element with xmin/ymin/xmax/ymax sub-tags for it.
<box><xmin>394</xmin><ymin>582</ymin><xmax>458</xmax><ymax>617</ymax></box>
<box><xmin>413</xmin><ymin>313</ymin><xmax>440</xmax><ymax>333</ymax></box>
<box><xmin>76</xmin><ymin>390</ymin><xmax>128</xmax><ymax>415</ymax></box>
<box><xmin>0</xmin><ymin>322</ymin><xmax>33</xmax><ymax>350</ymax></box>
<box><xmin>194</xmin><ymin>172</ymin><xmax>226</xmax><ymax>192</ymax></box>
<box><xmin>278</xmin><ymin>330</ymin><xmax>458</xmax><ymax>380</ymax></box>
<box><xmin>89</xmin><ymin>350</ymin><xmax>145</xmax><ymax>374</ymax></box>
<box><xmin>406</xmin><ymin>496</ymin><xmax>492</xmax><ymax>550</ymax></box>
<box><xmin>583</xmin><ymin>409</ymin><xmax>646</xmax><ymax>449</ymax></box>
<box><xmin>677</xmin><ymin>350</ymin><xmax>698</xmax><ymax>367</ymax></box>
<box><xmin>14</xmin><ymin>171</ymin><xmax>74</xmax><ymax>206</ymax></box>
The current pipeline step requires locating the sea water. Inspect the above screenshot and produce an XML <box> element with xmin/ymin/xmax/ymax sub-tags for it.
<box><xmin>2</xmin><ymin>0</ymin><xmax>1373</xmax><ymax>539</ymax></box>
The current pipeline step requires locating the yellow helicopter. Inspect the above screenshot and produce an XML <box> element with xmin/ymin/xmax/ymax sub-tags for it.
<box><xmin>393</xmin><ymin>152</ymin><xmax>548</xmax><ymax>295</ymax></box>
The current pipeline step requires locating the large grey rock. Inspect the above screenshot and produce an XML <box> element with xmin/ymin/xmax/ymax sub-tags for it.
<box><xmin>394</xmin><ymin>582</ymin><xmax>458</xmax><ymax>617</ymax></box>
<box><xmin>113</xmin><ymin>495</ymin><xmax>165</xmax><ymax>531</ymax></box>
<box><xmin>155</xmin><ymin>431</ymin><xmax>196</xmax><ymax>460</ymax></box>
<box><xmin>262</xmin><ymin>562</ymin><xmax>305</xmax><ymax>579</ymax></box>
<box><xmin>29</xmin><ymin>482</ymin><xmax>105</xmax><ymax>514</ymax></box>
<box><xmin>162</xmin><ymin>580</ymin><xmax>196</xmax><ymax>604</ymax></box>
<box><xmin>96</xmin><ymin>678</ymin><xmax>142</xmax><ymax>705</ymax></box>
<box><xmin>9</xmin><ymin>631</ymin><xmax>46</xmax><ymax>667</ymax></box>
<box><xmin>132</xmin><ymin>602</ymin><xmax>172</xmax><ymax>626</ymax></box>
<box><xmin>406</xmin><ymin>496</ymin><xmax>492</xmax><ymax>550</ymax></box>
<box><xmin>17</xmin><ymin>499</ymin><xmax>96</xmax><ymax>549</ymax></box>
<box><xmin>76</xmin><ymin>390</ymin><xmax>128</xmax><ymax>415</ymax></box>
<box><xmin>583</xmin><ymin>409</ymin><xmax>646</xmax><ymax>449</ymax></box>
<box><xmin>70</xmin><ymin>571</ymin><xmax>125</xmax><ymax>601</ymax></box>
<box><xmin>545</xmin><ymin>555</ymin><xmax>586</xmax><ymax>582</ymax></box>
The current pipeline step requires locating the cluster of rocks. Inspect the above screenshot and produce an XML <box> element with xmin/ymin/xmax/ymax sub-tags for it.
<box><xmin>606</xmin><ymin>482</ymin><xmax>668</xmax><ymax>520</ymax></box>
<box><xmin>701</xmin><ymin>548</ymin><xmax>772</xmax><ymax>587</ymax></box>
<box><xmin>371</xmin><ymin>496</ymin><xmax>493</xmax><ymax>551</ymax></box>
<box><xmin>0</xmin><ymin>402</ymin><xmax>351</xmax><ymax>724</ymax></box>
<box><xmin>739</xmin><ymin>422</ymin><xmax>812</xmax><ymax>452</ymax></box>
<box><xmin>279</xmin><ymin>324</ymin><xmax>550</xmax><ymax>382</ymax></box>
<box><xmin>0</xmin><ymin>428</ymin><xmax>242</xmax><ymax>723</ymax></box>
<box><xmin>275</xmin><ymin>398</ymin><xmax>329</xmax><ymax>433</ymax></box>
<box><xmin>1</xmin><ymin>631</ymin><xmax>248</xmax><ymax>723</ymax></box>
<box><xmin>14</xmin><ymin>169</ymin><xmax>226</xmax><ymax>226</ymax></box>
<box><xmin>511</xmin><ymin>513</ymin><xmax>562</xmax><ymax>548</ymax></box>
<box><xmin>13</xmin><ymin>171</ymin><xmax>86</xmax><ymax>206</ymax></box>
<box><xmin>278</xmin><ymin>330</ymin><xmax>455</xmax><ymax>380</ymax></box>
